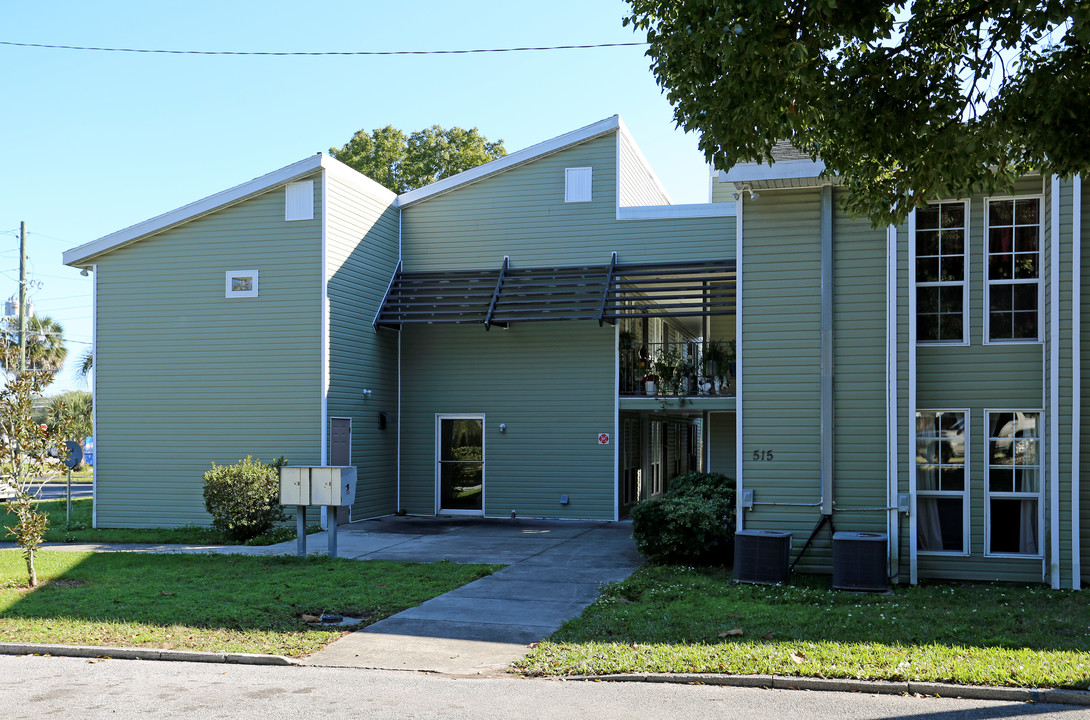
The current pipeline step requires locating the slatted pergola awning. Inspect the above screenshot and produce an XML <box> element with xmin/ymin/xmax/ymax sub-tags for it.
<box><xmin>373</xmin><ymin>255</ymin><xmax>736</xmax><ymax>330</ymax></box>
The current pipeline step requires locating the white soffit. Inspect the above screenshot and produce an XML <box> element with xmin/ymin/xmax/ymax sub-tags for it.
<box><xmin>397</xmin><ymin>115</ymin><xmax>622</xmax><ymax>207</ymax></box>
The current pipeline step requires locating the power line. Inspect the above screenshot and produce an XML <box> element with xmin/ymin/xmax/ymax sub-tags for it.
<box><xmin>0</xmin><ymin>39</ymin><xmax>648</xmax><ymax>56</ymax></box>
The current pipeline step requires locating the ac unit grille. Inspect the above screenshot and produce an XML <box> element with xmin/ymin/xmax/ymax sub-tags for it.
<box><xmin>733</xmin><ymin>530</ymin><xmax>792</xmax><ymax>584</ymax></box>
<box><xmin>832</xmin><ymin>532</ymin><xmax>887</xmax><ymax>592</ymax></box>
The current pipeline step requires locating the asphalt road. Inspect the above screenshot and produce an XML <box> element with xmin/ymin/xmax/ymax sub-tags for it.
<box><xmin>33</xmin><ymin>483</ymin><xmax>93</xmax><ymax>501</ymax></box>
<box><xmin>3</xmin><ymin>655</ymin><xmax>1087</xmax><ymax>720</ymax></box>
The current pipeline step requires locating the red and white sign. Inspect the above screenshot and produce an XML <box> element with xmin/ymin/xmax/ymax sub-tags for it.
<box><xmin>598</xmin><ymin>433</ymin><xmax>610</xmax><ymax>445</ymax></box>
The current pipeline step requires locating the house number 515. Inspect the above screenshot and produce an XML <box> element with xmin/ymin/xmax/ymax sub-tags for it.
<box><xmin>752</xmin><ymin>450</ymin><xmax>774</xmax><ymax>461</ymax></box>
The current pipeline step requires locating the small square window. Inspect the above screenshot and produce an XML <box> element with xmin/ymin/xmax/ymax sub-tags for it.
<box><xmin>226</xmin><ymin>270</ymin><xmax>259</xmax><ymax>298</ymax></box>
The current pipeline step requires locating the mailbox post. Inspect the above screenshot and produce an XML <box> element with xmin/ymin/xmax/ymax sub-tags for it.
<box><xmin>278</xmin><ymin>466</ymin><xmax>357</xmax><ymax>558</ymax></box>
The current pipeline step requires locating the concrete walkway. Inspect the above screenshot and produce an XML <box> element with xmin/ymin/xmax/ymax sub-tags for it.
<box><xmin>4</xmin><ymin>516</ymin><xmax>642</xmax><ymax>675</ymax></box>
<box><xmin>301</xmin><ymin>517</ymin><xmax>642</xmax><ymax>675</ymax></box>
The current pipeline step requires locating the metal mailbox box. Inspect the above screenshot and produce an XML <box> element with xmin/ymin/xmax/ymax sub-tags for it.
<box><xmin>279</xmin><ymin>466</ymin><xmax>311</xmax><ymax>506</ymax></box>
<box><xmin>309</xmin><ymin>466</ymin><xmax>356</xmax><ymax>507</ymax></box>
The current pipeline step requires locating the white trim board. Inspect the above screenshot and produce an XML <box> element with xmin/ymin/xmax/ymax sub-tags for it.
<box><xmin>617</xmin><ymin>203</ymin><xmax>737</xmax><ymax>220</ymax></box>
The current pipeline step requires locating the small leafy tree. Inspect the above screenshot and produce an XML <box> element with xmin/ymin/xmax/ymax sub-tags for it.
<box><xmin>0</xmin><ymin>370</ymin><xmax>71</xmax><ymax>586</ymax></box>
<box><xmin>202</xmin><ymin>456</ymin><xmax>287</xmax><ymax>542</ymax></box>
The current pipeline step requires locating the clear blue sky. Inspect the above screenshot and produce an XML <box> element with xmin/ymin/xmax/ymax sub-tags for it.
<box><xmin>0</xmin><ymin>0</ymin><xmax>709</xmax><ymax>394</ymax></box>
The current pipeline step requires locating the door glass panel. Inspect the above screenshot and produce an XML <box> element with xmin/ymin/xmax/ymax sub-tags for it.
<box><xmin>440</xmin><ymin>418</ymin><xmax>483</xmax><ymax>511</ymax></box>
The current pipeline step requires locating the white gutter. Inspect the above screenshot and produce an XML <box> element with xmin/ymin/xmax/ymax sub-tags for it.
<box><xmin>320</xmin><ymin>174</ymin><xmax>330</xmax><ymax>531</ymax></box>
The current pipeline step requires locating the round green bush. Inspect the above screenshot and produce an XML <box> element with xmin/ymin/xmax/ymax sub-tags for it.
<box><xmin>202</xmin><ymin>455</ymin><xmax>287</xmax><ymax>542</ymax></box>
<box><xmin>630</xmin><ymin>471</ymin><xmax>736</xmax><ymax>565</ymax></box>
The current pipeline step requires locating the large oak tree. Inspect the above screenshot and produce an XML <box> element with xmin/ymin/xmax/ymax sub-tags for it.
<box><xmin>625</xmin><ymin>1</ymin><xmax>1089</xmax><ymax>225</ymax></box>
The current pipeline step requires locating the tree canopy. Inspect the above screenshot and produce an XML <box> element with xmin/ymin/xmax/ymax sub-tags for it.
<box><xmin>625</xmin><ymin>1</ymin><xmax>1089</xmax><ymax>225</ymax></box>
<box><xmin>330</xmin><ymin>125</ymin><xmax>507</xmax><ymax>194</ymax></box>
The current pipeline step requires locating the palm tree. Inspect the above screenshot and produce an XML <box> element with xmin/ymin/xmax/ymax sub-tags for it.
<box><xmin>0</xmin><ymin>315</ymin><xmax>67</xmax><ymax>378</ymax></box>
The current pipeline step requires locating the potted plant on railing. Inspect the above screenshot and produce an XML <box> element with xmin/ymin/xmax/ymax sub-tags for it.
<box><xmin>642</xmin><ymin>373</ymin><xmax>659</xmax><ymax>396</ymax></box>
<box><xmin>653</xmin><ymin>348</ymin><xmax>681</xmax><ymax>396</ymax></box>
<box><xmin>702</xmin><ymin>340</ymin><xmax>727</xmax><ymax>395</ymax></box>
<box><xmin>677</xmin><ymin>357</ymin><xmax>697</xmax><ymax>396</ymax></box>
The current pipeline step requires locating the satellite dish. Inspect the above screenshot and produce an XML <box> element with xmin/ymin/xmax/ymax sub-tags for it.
<box><xmin>63</xmin><ymin>440</ymin><xmax>83</xmax><ymax>469</ymax></box>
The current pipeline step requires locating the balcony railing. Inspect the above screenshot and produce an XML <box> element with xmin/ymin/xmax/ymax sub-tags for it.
<box><xmin>620</xmin><ymin>340</ymin><xmax>736</xmax><ymax>397</ymax></box>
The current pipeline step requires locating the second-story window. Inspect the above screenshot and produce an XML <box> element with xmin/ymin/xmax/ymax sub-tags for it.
<box><xmin>915</xmin><ymin>201</ymin><xmax>967</xmax><ymax>343</ymax></box>
<box><xmin>986</xmin><ymin>197</ymin><xmax>1040</xmax><ymax>342</ymax></box>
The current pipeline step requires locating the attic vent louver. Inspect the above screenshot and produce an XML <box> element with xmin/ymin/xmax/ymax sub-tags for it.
<box><xmin>285</xmin><ymin>180</ymin><xmax>314</xmax><ymax>221</ymax></box>
<box><xmin>565</xmin><ymin>167</ymin><xmax>592</xmax><ymax>203</ymax></box>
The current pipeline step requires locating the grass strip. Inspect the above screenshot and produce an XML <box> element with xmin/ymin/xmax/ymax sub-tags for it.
<box><xmin>2</xmin><ymin>498</ymin><xmax>315</xmax><ymax>545</ymax></box>
<box><xmin>0</xmin><ymin>550</ymin><xmax>500</xmax><ymax>656</ymax></box>
<box><xmin>515</xmin><ymin>565</ymin><xmax>1090</xmax><ymax>689</ymax></box>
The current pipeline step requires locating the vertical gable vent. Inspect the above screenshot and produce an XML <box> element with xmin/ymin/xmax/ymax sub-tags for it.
<box><xmin>285</xmin><ymin>180</ymin><xmax>315</xmax><ymax>221</ymax></box>
<box><xmin>565</xmin><ymin>167</ymin><xmax>592</xmax><ymax>203</ymax></box>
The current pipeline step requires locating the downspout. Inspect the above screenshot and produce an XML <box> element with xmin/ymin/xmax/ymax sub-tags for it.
<box><xmin>908</xmin><ymin>209</ymin><xmax>919</xmax><ymax>584</ymax></box>
<box><xmin>886</xmin><ymin>224</ymin><xmax>900</xmax><ymax>581</ymax></box>
<box><xmin>1050</xmin><ymin>175</ymin><xmax>1061</xmax><ymax>589</ymax></box>
<box><xmin>1073</xmin><ymin>174</ymin><xmax>1082</xmax><ymax>589</ymax></box>
<box><xmin>820</xmin><ymin>184</ymin><xmax>834</xmax><ymax>517</ymax></box>
<box><xmin>735</xmin><ymin>189</ymin><xmax>745</xmax><ymax>531</ymax></box>
<box><xmin>396</xmin><ymin>208</ymin><xmax>403</xmax><ymax>514</ymax></box>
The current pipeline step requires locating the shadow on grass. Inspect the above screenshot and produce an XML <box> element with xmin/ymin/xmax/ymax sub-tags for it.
<box><xmin>0</xmin><ymin>550</ymin><xmax>498</xmax><ymax>655</ymax></box>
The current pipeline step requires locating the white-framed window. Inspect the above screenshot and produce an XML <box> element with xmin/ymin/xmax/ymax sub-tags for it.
<box><xmin>915</xmin><ymin>410</ymin><xmax>969</xmax><ymax>554</ymax></box>
<box><xmin>914</xmin><ymin>201</ymin><xmax>968</xmax><ymax>343</ymax></box>
<box><xmin>225</xmin><ymin>270</ymin><xmax>259</xmax><ymax>298</ymax></box>
<box><xmin>565</xmin><ymin>167</ymin><xmax>592</xmax><ymax>202</ymax></box>
<box><xmin>985</xmin><ymin>410</ymin><xmax>1042</xmax><ymax>556</ymax></box>
<box><xmin>985</xmin><ymin>197</ymin><xmax>1041</xmax><ymax>342</ymax></box>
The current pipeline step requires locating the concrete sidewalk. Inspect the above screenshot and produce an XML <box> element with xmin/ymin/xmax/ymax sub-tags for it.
<box><xmin>301</xmin><ymin>517</ymin><xmax>642</xmax><ymax>675</ymax></box>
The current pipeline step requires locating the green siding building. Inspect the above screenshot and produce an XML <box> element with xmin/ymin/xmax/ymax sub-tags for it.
<box><xmin>64</xmin><ymin>117</ymin><xmax>1089</xmax><ymax>589</ymax></box>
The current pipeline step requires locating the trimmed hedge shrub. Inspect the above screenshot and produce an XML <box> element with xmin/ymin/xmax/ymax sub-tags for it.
<box><xmin>630</xmin><ymin>471</ymin><xmax>736</xmax><ymax>565</ymax></box>
<box><xmin>202</xmin><ymin>455</ymin><xmax>287</xmax><ymax>542</ymax></box>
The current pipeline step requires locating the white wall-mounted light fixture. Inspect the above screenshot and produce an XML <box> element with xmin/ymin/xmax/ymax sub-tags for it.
<box><xmin>362</xmin><ymin>389</ymin><xmax>373</xmax><ymax>399</ymax></box>
<box><xmin>80</xmin><ymin>267</ymin><xmax>91</xmax><ymax>277</ymax></box>
<box><xmin>499</xmin><ymin>423</ymin><xmax>507</xmax><ymax>433</ymax></box>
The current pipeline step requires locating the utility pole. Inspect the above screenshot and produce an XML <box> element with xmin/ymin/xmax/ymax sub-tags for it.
<box><xmin>18</xmin><ymin>221</ymin><xmax>27</xmax><ymax>374</ymax></box>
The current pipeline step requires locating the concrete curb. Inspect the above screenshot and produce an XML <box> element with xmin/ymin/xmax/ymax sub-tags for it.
<box><xmin>562</xmin><ymin>673</ymin><xmax>1090</xmax><ymax>706</ymax></box>
<box><xmin>0</xmin><ymin>642</ymin><xmax>298</xmax><ymax>666</ymax></box>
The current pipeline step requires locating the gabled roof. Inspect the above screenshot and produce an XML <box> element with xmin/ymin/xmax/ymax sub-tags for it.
<box><xmin>397</xmin><ymin>116</ymin><xmax>622</xmax><ymax>208</ymax></box>
<box><xmin>63</xmin><ymin>154</ymin><xmax>395</xmax><ymax>267</ymax></box>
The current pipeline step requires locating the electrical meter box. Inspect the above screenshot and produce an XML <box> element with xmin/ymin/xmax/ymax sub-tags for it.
<box><xmin>279</xmin><ymin>466</ymin><xmax>311</xmax><ymax>506</ymax></box>
<box><xmin>309</xmin><ymin>466</ymin><xmax>357</xmax><ymax>506</ymax></box>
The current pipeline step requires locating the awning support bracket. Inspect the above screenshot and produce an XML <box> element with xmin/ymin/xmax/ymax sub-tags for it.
<box><xmin>598</xmin><ymin>252</ymin><xmax>618</xmax><ymax>327</ymax></box>
<box><xmin>484</xmin><ymin>256</ymin><xmax>510</xmax><ymax>331</ymax></box>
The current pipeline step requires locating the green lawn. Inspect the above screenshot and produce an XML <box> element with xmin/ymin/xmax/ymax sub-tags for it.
<box><xmin>2</xmin><ymin>498</ymin><xmax>315</xmax><ymax>546</ymax></box>
<box><xmin>0</xmin><ymin>550</ymin><xmax>500</xmax><ymax>656</ymax></box>
<box><xmin>516</xmin><ymin>565</ymin><xmax>1090</xmax><ymax>689</ymax></box>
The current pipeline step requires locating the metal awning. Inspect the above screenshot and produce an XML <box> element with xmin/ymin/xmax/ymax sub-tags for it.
<box><xmin>373</xmin><ymin>255</ymin><xmax>735</xmax><ymax>330</ymax></box>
